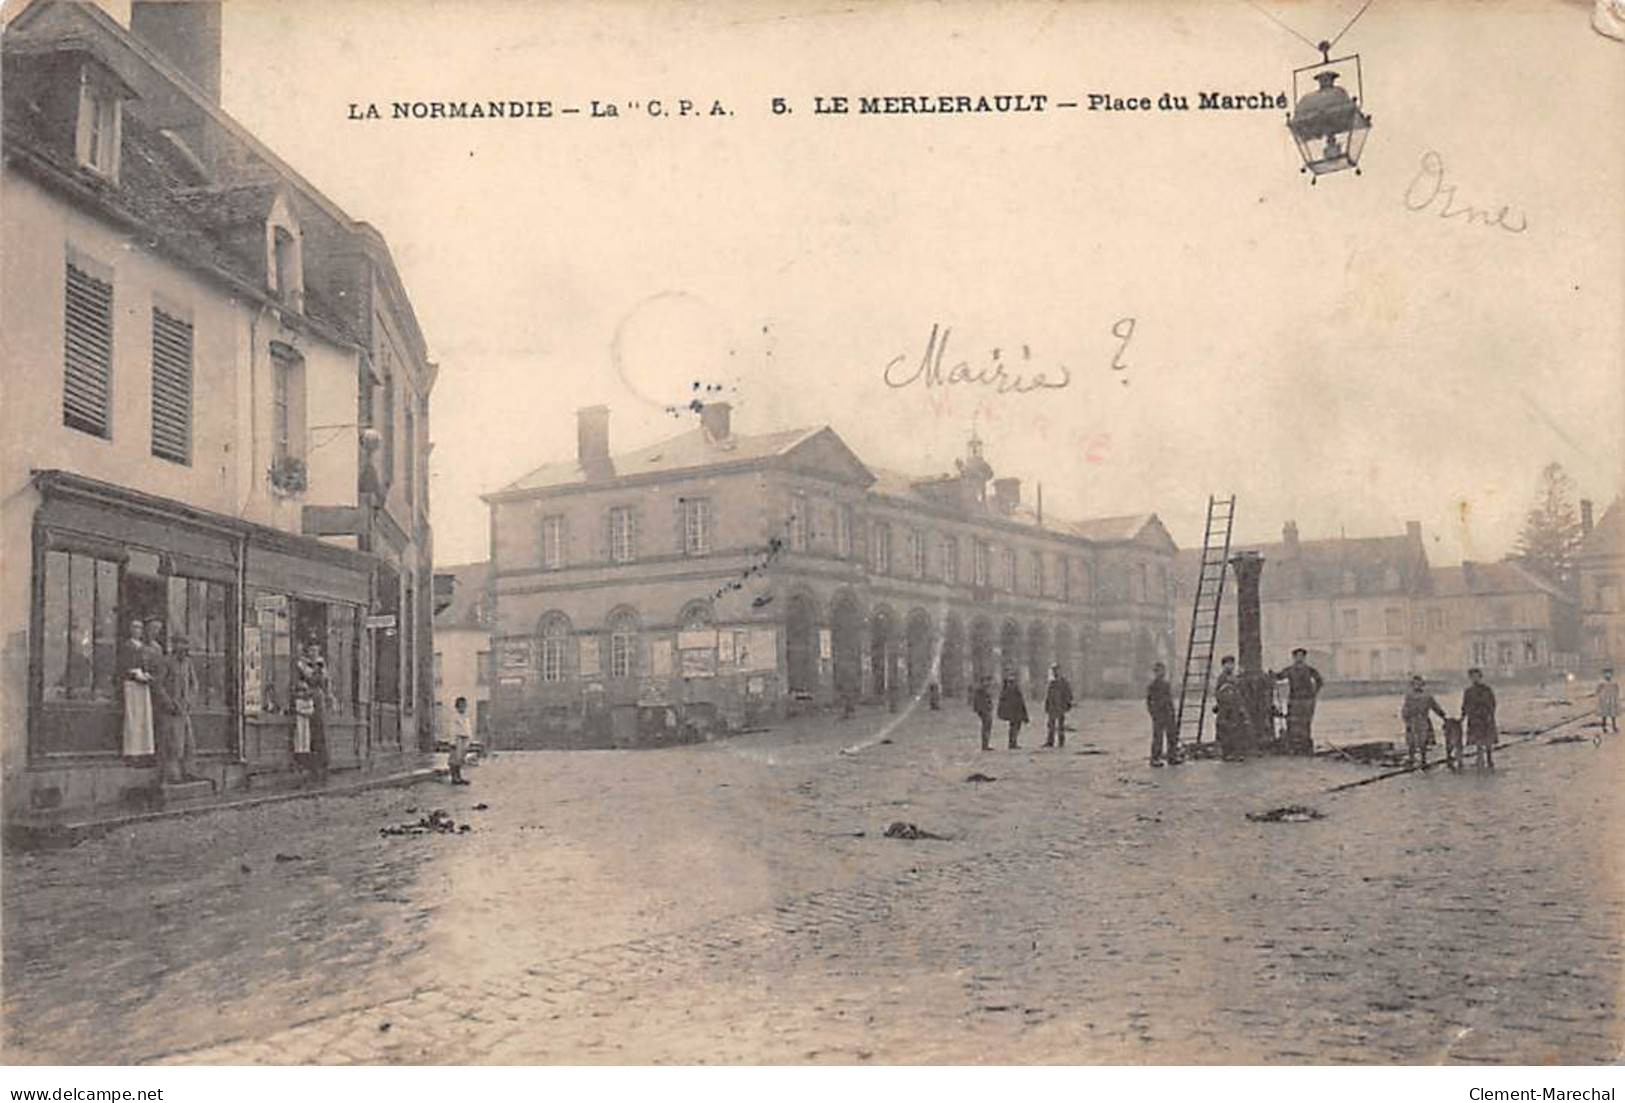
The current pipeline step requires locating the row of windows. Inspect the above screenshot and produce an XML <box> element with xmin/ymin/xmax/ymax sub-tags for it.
<box><xmin>538</xmin><ymin>491</ymin><xmax>1110</xmax><ymax>603</ymax></box>
<box><xmin>1266</xmin><ymin>600</ymin><xmax>1557</xmax><ymax>642</ymax></box>
<box><xmin>63</xmin><ymin>260</ymin><xmax>197</xmax><ymax>465</ymax></box>
<box><xmin>541</xmin><ymin>499</ymin><xmax>713</xmax><ymax>569</ymax></box>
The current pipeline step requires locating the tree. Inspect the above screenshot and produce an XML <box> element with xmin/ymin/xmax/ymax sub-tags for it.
<box><xmin>1513</xmin><ymin>462</ymin><xmax>1584</xmax><ymax>589</ymax></box>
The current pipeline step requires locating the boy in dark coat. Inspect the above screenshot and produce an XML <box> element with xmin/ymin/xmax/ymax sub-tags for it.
<box><xmin>997</xmin><ymin>673</ymin><xmax>1028</xmax><ymax>749</ymax></box>
<box><xmin>971</xmin><ymin>676</ymin><xmax>994</xmax><ymax>751</ymax></box>
<box><xmin>1461</xmin><ymin>667</ymin><xmax>1498</xmax><ymax>770</ymax></box>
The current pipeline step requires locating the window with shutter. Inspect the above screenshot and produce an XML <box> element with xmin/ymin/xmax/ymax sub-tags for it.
<box><xmin>63</xmin><ymin>261</ymin><xmax>113</xmax><ymax>438</ymax></box>
<box><xmin>150</xmin><ymin>308</ymin><xmax>193</xmax><ymax>464</ymax></box>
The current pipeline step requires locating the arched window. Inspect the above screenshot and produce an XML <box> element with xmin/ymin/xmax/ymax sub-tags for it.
<box><xmin>539</xmin><ymin>613</ymin><xmax>571</xmax><ymax>683</ymax></box>
<box><xmin>608</xmin><ymin>607</ymin><xmax>640</xmax><ymax>679</ymax></box>
<box><xmin>678</xmin><ymin>600</ymin><xmax>714</xmax><ymax>630</ymax></box>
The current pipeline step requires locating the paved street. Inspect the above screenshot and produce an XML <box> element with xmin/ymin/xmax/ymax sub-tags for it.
<box><xmin>4</xmin><ymin>687</ymin><xmax>1620</xmax><ymax>1065</ymax></box>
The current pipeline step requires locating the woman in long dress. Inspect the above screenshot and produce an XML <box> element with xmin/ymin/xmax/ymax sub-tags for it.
<box><xmin>293</xmin><ymin>644</ymin><xmax>324</xmax><ymax>781</ymax></box>
<box><xmin>120</xmin><ymin>618</ymin><xmax>155</xmax><ymax>757</ymax></box>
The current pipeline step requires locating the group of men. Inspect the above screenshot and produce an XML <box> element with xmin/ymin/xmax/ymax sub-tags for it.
<box><xmin>965</xmin><ymin>653</ymin><xmax>1622</xmax><ymax>768</ymax></box>
<box><xmin>969</xmin><ymin>665</ymin><xmax>1074</xmax><ymax>751</ymax></box>
<box><xmin>1142</xmin><ymin>647</ymin><xmax>1326</xmax><ymax>765</ymax></box>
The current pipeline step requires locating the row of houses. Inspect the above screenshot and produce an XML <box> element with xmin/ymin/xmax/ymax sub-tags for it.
<box><xmin>2</xmin><ymin>0</ymin><xmax>439</xmax><ymax>820</ymax></box>
<box><xmin>1172</xmin><ymin>500</ymin><xmax>1625</xmax><ymax>687</ymax></box>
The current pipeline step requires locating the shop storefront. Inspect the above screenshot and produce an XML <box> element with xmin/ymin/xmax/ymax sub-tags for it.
<box><xmin>22</xmin><ymin>472</ymin><xmax>397</xmax><ymax>812</ymax></box>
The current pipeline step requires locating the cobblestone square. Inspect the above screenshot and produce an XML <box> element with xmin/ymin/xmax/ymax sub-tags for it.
<box><xmin>4</xmin><ymin>688</ymin><xmax>1620</xmax><ymax>1064</ymax></box>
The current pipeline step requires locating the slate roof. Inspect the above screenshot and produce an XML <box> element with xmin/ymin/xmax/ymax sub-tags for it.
<box><xmin>1174</xmin><ymin>530</ymin><xmax>1429</xmax><ymax>600</ymax></box>
<box><xmin>1429</xmin><ymin>560</ymin><xmax>1571</xmax><ymax>602</ymax></box>
<box><xmin>1</xmin><ymin>1</ymin><xmax>407</xmax><ymax>352</ymax></box>
<box><xmin>500</xmin><ymin>426</ymin><xmax>823</xmax><ymax>492</ymax></box>
<box><xmin>501</xmin><ymin>421</ymin><xmax>1170</xmax><ymax>548</ymax></box>
<box><xmin>434</xmin><ymin>562</ymin><xmax>492</xmax><ymax>630</ymax></box>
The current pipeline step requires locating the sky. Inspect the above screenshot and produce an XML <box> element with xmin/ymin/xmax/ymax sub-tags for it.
<box><xmin>100</xmin><ymin>0</ymin><xmax>1625</xmax><ymax>565</ymax></box>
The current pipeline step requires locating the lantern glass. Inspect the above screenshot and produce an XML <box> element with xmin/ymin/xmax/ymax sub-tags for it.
<box><xmin>1286</xmin><ymin>54</ymin><xmax>1371</xmax><ymax>177</ymax></box>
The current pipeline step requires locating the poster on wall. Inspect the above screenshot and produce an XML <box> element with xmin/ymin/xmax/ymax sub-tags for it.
<box><xmin>679</xmin><ymin>648</ymin><xmax>716</xmax><ymax>678</ymax></box>
<box><xmin>819</xmin><ymin>628</ymin><xmax>832</xmax><ymax>661</ymax></box>
<box><xmin>242</xmin><ymin>623</ymin><xmax>263</xmax><ymax>715</ymax></box>
<box><xmin>678</xmin><ymin>629</ymin><xmax>718</xmax><ymax>651</ymax></box>
<box><xmin>500</xmin><ymin>639</ymin><xmax>532</xmax><ymax>670</ymax></box>
<box><xmin>746</xmin><ymin>628</ymin><xmax>777</xmax><ymax>672</ymax></box>
<box><xmin>650</xmin><ymin>639</ymin><xmax>672</xmax><ymax>677</ymax></box>
<box><xmin>717</xmin><ymin>632</ymin><xmax>735</xmax><ymax>665</ymax></box>
<box><xmin>579</xmin><ymin>636</ymin><xmax>600</xmax><ymax>677</ymax></box>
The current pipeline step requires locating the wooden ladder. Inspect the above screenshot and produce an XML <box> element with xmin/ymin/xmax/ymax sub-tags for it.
<box><xmin>1176</xmin><ymin>495</ymin><xmax>1236</xmax><ymax>744</ymax></box>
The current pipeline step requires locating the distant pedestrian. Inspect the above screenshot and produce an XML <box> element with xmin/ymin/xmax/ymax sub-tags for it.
<box><xmin>927</xmin><ymin>681</ymin><xmax>941</xmax><ymax>711</ymax></box>
<box><xmin>971</xmin><ymin>676</ymin><xmax>994</xmax><ymax>751</ymax></box>
<box><xmin>1213</xmin><ymin>655</ymin><xmax>1246</xmax><ymax>761</ymax></box>
<box><xmin>1042</xmin><ymin>664</ymin><xmax>1074</xmax><ymax>749</ymax></box>
<box><xmin>1272</xmin><ymin>648</ymin><xmax>1324</xmax><ymax>755</ymax></box>
<box><xmin>449</xmin><ymin>696</ymin><xmax>473</xmax><ymax>785</ymax></box>
<box><xmin>1401</xmin><ymin>674</ymin><xmax>1447</xmax><ymax>768</ymax></box>
<box><xmin>1598</xmin><ymin>668</ymin><xmax>1619</xmax><ymax>735</ymax></box>
<box><xmin>1146</xmin><ymin>661</ymin><xmax>1178</xmax><ymax>766</ymax></box>
<box><xmin>997</xmin><ymin>672</ymin><xmax>1028</xmax><ymax>750</ymax></box>
<box><xmin>1461</xmin><ymin>667</ymin><xmax>1498</xmax><ymax>770</ymax></box>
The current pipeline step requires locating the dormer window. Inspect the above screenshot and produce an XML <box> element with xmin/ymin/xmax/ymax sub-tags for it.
<box><xmin>266</xmin><ymin>194</ymin><xmax>304</xmax><ymax>310</ymax></box>
<box><xmin>75</xmin><ymin>67</ymin><xmax>124</xmax><ymax>182</ymax></box>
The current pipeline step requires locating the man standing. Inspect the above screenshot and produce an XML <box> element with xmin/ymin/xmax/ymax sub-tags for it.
<box><xmin>154</xmin><ymin>633</ymin><xmax>200</xmax><ymax>784</ymax></box>
<box><xmin>997</xmin><ymin>672</ymin><xmax>1028</xmax><ymax>750</ymax></box>
<box><xmin>1461</xmin><ymin>667</ymin><xmax>1498</xmax><ymax>770</ymax></box>
<box><xmin>1598</xmin><ymin>668</ymin><xmax>1619</xmax><ymax>735</ymax></box>
<box><xmin>1146</xmin><ymin>661</ymin><xmax>1179</xmax><ymax>767</ymax></box>
<box><xmin>971</xmin><ymin>676</ymin><xmax>994</xmax><ymax>751</ymax></box>
<box><xmin>1401</xmin><ymin>674</ymin><xmax>1447</xmax><ymax>768</ymax></box>
<box><xmin>1273</xmin><ymin>648</ymin><xmax>1324</xmax><ymax>755</ymax></box>
<box><xmin>1042</xmin><ymin>664</ymin><xmax>1074</xmax><ymax>749</ymax></box>
<box><xmin>1213</xmin><ymin>655</ymin><xmax>1246</xmax><ymax>761</ymax></box>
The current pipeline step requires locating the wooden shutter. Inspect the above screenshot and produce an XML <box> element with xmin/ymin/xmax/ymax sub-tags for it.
<box><xmin>150</xmin><ymin>308</ymin><xmax>193</xmax><ymax>464</ymax></box>
<box><xmin>63</xmin><ymin>262</ymin><xmax>113</xmax><ymax>437</ymax></box>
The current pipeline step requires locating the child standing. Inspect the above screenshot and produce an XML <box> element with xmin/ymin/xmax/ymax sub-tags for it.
<box><xmin>1598</xmin><ymin>668</ymin><xmax>1620</xmax><ymax>736</ymax></box>
<box><xmin>449</xmin><ymin>696</ymin><xmax>473</xmax><ymax>786</ymax></box>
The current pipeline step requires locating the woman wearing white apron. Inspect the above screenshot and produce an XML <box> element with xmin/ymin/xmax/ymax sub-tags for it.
<box><xmin>120</xmin><ymin>618</ymin><xmax>156</xmax><ymax>757</ymax></box>
<box><xmin>292</xmin><ymin>649</ymin><xmax>318</xmax><ymax>779</ymax></box>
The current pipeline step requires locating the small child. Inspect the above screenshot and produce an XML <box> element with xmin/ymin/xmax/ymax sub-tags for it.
<box><xmin>1441</xmin><ymin>717</ymin><xmax>1465</xmax><ymax>771</ymax></box>
<box><xmin>1401</xmin><ymin>675</ymin><xmax>1447</xmax><ymax>768</ymax></box>
<box><xmin>449</xmin><ymin>696</ymin><xmax>473</xmax><ymax>786</ymax></box>
<box><xmin>1598</xmin><ymin>668</ymin><xmax>1620</xmax><ymax>736</ymax></box>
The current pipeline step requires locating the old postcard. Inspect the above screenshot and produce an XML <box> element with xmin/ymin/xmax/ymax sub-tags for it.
<box><xmin>1</xmin><ymin>0</ymin><xmax>1622</xmax><ymax>1074</ymax></box>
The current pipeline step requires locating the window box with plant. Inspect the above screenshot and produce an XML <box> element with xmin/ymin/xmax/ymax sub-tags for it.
<box><xmin>270</xmin><ymin>455</ymin><xmax>307</xmax><ymax>494</ymax></box>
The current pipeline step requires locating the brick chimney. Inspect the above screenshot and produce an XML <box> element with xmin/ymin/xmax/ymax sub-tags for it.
<box><xmin>1282</xmin><ymin>520</ymin><xmax>1300</xmax><ymax>554</ymax></box>
<box><xmin>1581</xmin><ymin>499</ymin><xmax>1595</xmax><ymax>536</ymax></box>
<box><xmin>577</xmin><ymin>405</ymin><xmax>609</xmax><ymax>463</ymax></box>
<box><xmin>130</xmin><ymin>2</ymin><xmax>222</xmax><ymax>103</ymax></box>
<box><xmin>991</xmin><ymin>477</ymin><xmax>1020</xmax><ymax>515</ymax></box>
<box><xmin>700</xmin><ymin>401</ymin><xmax>731</xmax><ymax>441</ymax></box>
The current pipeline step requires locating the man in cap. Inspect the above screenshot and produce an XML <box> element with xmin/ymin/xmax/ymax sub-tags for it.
<box><xmin>1146</xmin><ymin>661</ymin><xmax>1179</xmax><ymax>767</ymax></box>
<box><xmin>1213</xmin><ymin>655</ymin><xmax>1247</xmax><ymax>761</ymax></box>
<box><xmin>1401</xmin><ymin>674</ymin><xmax>1447</xmax><ymax>769</ymax></box>
<box><xmin>1273</xmin><ymin>648</ymin><xmax>1324</xmax><ymax>755</ymax></box>
<box><xmin>153</xmin><ymin>633</ymin><xmax>201</xmax><ymax>784</ymax></box>
<box><xmin>1042</xmin><ymin>663</ymin><xmax>1074</xmax><ymax>749</ymax></box>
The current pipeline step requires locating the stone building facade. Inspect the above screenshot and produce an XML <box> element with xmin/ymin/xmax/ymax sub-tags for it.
<box><xmin>1</xmin><ymin>0</ymin><xmax>437</xmax><ymax>820</ymax></box>
<box><xmin>485</xmin><ymin>404</ymin><xmax>1178</xmax><ymax>747</ymax></box>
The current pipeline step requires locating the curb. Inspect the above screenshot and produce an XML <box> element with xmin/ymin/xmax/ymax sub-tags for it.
<box><xmin>4</xmin><ymin>767</ymin><xmax>443</xmax><ymax>851</ymax></box>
